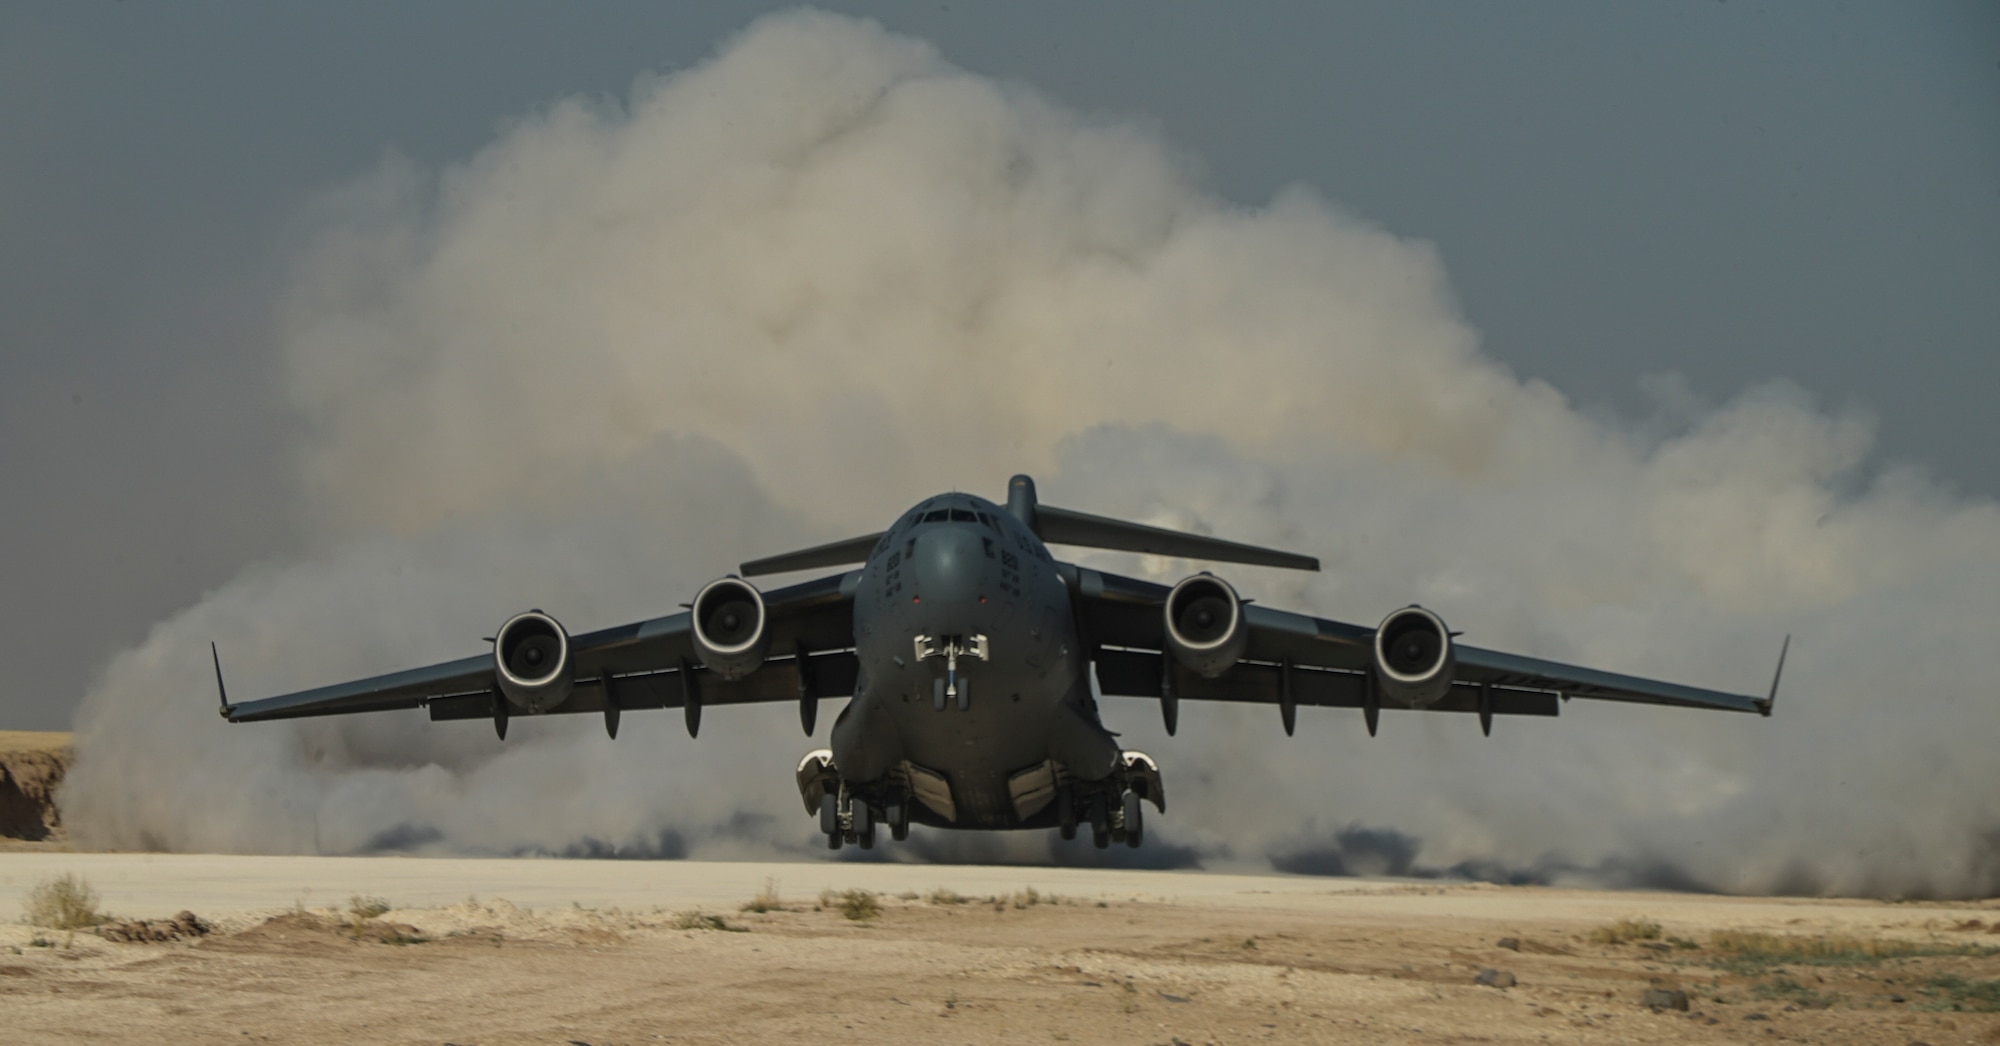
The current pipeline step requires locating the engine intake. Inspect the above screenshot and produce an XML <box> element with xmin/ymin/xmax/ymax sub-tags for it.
<box><xmin>1164</xmin><ymin>574</ymin><xmax>1247</xmax><ymax>678</ymax></box>
<box><xmin>692</xmin><ymin>577</ymin><xmax>770</xmax><ymax>679</ymax></box>
<box><xmin>1372</xmin><ymin>605</ymin><xmax>1455</xmax><ymax>707</ymax></box>
<box><xmin>494</xmin><ymin>610</ymin><xmax>573</xmax><ymax>713</ymax></box>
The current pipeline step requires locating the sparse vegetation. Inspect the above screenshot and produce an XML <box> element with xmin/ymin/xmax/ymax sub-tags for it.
<box><xmin>1751</xmin><ymin>976</ymin><xmax>1839</xmax><ymax>1009</ymax></box>
<box><xmin>740</xmin><ymin>878</ymin><xmax>783</xmax><ymax>913</ymax></box>
<box><xmin>836</xmin><ymin>889</ymin><xmax>880</xmax><ymax>921</ymax></box>
<box><xmin>674</xmin><ymin>911</ymin><xmax>747</xmax><ymax>932</ymax></box>
<box><xmin>1011</xmin><ymin>887</ymin><xmax>1042</xmax><ymax>909</ymax></box>
<box><xmin>1589</xmin><ymin>918</ymin><xmax>1663</xmax><ymax>945</ymax></box>
<box><xmin>926</xmin><ymin>887</ymin><xmax>968</xmax><ymax>906</ymax></box>
<box><xmin>23</xmin><ymin>873</ymin><xmax>106</xmax><ymax>930</ymax></box>
<box><xmin>1918</xmin><ymin>974</ymin><xmax>2000</xmax><ymax>1012</ymax></box>
<box><xmin>1705</xmin><ymin>930</ymin><xmax>1998</xmax><ymax>973</ymax></box>
<box><xmin>345</xmin><ymin>895</ymin><xmax>392</xmax><ymax>936</ymax></box>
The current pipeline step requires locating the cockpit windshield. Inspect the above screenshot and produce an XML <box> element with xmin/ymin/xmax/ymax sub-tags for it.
<box><xmin>914</xmin><ymin>507</ymin><xmax>999</xmax><ymax>530</ymax></box>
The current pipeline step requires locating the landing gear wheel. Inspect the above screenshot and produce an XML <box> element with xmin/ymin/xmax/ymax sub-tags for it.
<box><xmin>820</xmin><ymin>792</ymin><xmax>842</xmax><ymax>850</ymax></box>
<box><xmin>853</xmin><ymin>799</ymin><xmax>875</xmax><ymax>850</ymax></box>
<box><xmin>1057</xmin><ymin>788</ymin><xmax>1078</xmax><ymax>842</ymax></box>
<box><xmin>886</xmin><ymin>801</ymin><xmax>909</xmax><ymax>842</ymax></box>
<box><xmin>1122</xmin><ymin>790</ymin><xmax>1143</xmax><ymax>848</ymax></box>
<box><xmin>1088</xmin><ymin>792</ymin><xmax>1110</xmax><ymax>850</ymax></box>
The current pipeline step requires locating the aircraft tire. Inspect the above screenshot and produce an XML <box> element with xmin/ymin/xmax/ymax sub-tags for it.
<box><xmin>854</xmin><ymin>800</ymin><xmax>875</xmax><ymax>850</ymax></box>
<box><xmin>1057</xmin><ymin>788</ymin><xmax>1078</xmax><ymax>841</ymax></box>
<box><xmin>1089</xmin><ymin>793</ymin><xmax>1110</xmax><ymax>849</ymax></box>
<box><xmin>886</xmin><ymin>801</ymin><xmax>909</xmax><ymax>842</ymax></box>
<box><xmin>820</xmin><ymin>792</ymin><xmax>840</xmax><ymax>836</ymax></box>
<box><xmin>1122</xmin><ymin>790</ymin><xmax>1143</xmax><ymax>848</ymax></box>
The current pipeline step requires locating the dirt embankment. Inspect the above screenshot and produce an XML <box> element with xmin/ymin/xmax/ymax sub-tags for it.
<box><xmin>0</xmin><ymin>731</ymin><xmax>71</xmax><ymax>843</ymax></box>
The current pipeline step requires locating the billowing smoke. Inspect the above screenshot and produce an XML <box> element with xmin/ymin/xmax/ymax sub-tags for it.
<box><xmin>63</xmin><ymin>11</ymin><xmax>1999</xmax><ymax>896</ymax></box>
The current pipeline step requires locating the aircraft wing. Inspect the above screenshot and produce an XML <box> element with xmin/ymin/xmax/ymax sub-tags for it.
<box><xmin>223</xmin><ymin>570</ymin><xmax>860</xmax><ymax>731</ymax></box>
<box><xmin>1071</xmin><ymin>565</ymin><xmax>1780</xmax><ymax>734</ymax></box>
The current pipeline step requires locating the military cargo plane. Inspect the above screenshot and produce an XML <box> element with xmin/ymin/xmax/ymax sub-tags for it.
<box><xmin>221</xmin><ymin>475</ymin><xmax>1785</xmax><ymax>850</ymax></box>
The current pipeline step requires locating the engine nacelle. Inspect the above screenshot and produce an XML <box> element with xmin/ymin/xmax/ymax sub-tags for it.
<box><xmin>1373</xmin><ymin>605</ymin><xmax>1456</xmax><ymax>707</ymax></box>
<box><xmin>494</xmin><ymin>610</ymin><xmax>573</xmax><ymax>713</ymax></box>
<box><xmin>692</xmin><ymin>577</ymin><xmax>770</xmax><ymax>680</ymax></box>
<box><xmin>1164</xmin><ymin>574</ymin><xmax>1248</xmax><ymax>679</ymax></box>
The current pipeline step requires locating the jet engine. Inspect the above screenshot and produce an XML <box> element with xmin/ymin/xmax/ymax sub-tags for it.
<box><xmin>1163</xmin><ymin>574</ymin><xmax>1247</xmax><ymax>678</ymax></box>
<box><xmin>692</xmin><ymin>577</ymin><xmax>770</xmax><ymax>679</ymax></box>
<box><xmin>1372</xmin><ymin>605</ymin><xmax>1455</xmax><ymax>707</ymax></box>
<box><xmin>493</xmin><ymin>610</ymin><xmax>573</xmax><ymax>713</ymax></box>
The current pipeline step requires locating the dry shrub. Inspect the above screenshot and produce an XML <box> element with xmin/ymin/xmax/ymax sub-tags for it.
<box><xmin>1589</xmin><ymin>918</ymin><xmax>1663</xmax><ymax>945</ymax></box>
<box><xmin>1011</xmin><ymin>886</ymin><xmax>1042</xmax><ymax>909</ymax></box>
<box><xmin>837</xmin><ymin>889</ymin><xmax>880</xmax><ymax>921</ymax></box>
<box><xmin>23</xmin><ymin>873</ymin><xmax>105</xmax><ymax>930</ymax></box>
<box><xmin>740</xmin><ymin>878</ymin><xmax>783</xmax><ymax>913</ymax></box>
<box><xmin>674</xmin><ymin>911</ymin><xmax>746</xmax><ymax>932</ymax></box>
<box><xmin>926</xmin><ymin>888</ymin><xmax>968</xmax><ymax>906</ymax></box>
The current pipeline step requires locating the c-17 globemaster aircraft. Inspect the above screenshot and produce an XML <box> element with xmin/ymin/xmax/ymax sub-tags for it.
<box><xmin>220</xmin><ymin>475</ymin><xmax>1786</xmax><ymax>851</ymax></box>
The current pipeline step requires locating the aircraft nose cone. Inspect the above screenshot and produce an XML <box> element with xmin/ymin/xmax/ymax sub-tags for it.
<box><xmin>914</xmin><ymin>526</ymin><xmax>983</xmax><ymax>607</ymax></box>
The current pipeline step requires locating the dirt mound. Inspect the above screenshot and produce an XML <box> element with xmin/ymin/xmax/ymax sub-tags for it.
<box><xmin>98</xmin><ymin>911</ymin><xmax>211</xmax><ymax>943</ymax></box>
<box><xmin>0</xmin><ymin>732</ymin><xmax>70</xmax><ymax>841</ymax></box>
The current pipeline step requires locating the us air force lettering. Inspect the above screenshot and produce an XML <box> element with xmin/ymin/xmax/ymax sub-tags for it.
<box><xmin>219</xmin><ymin>476</ymin><xmax>1787</xmax><ymax>851</ymax></box>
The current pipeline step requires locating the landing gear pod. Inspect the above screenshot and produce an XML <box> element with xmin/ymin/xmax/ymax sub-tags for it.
<box><xmin>1164</xmin><ymin>574</ymin><xmax>1247</xmax><ymax>678</ymax></box>
<box><xmin>1373</xmin><ymin>605</ymin><xmax>1455</xmax><ymax>707</ymax></box>
<box><xmin>494</xmin><ymin>610</ymin><xmax>573</xmax><ymax>713</ymax></box>
<box><xmin>692</xmin><ymin>577</ymin><xmax>769</xmax><ymax>679</ymax></box>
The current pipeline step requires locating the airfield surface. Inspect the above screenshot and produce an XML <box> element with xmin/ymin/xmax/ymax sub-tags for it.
<box><xmin>2</xmin><ymin>854</ymin><xmax>1997</xmax><ymax>1045</ymax></box>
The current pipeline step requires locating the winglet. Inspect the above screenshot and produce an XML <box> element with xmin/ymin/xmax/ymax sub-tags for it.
<box><xmin>1756</xmin><ymin>634</ymin><xmax>1789</xmax><ymax>717</ymax></box>
<box><xmin>211</xmin><ymin>642</ymin><xmax>233</xmax><ymax>720</ymax></box>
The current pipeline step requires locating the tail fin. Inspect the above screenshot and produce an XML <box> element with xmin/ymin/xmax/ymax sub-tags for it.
<box><xmin>1017</xmin><ymin>475</ymin><xmax>1318</xmax><ymax>572</ymax></box>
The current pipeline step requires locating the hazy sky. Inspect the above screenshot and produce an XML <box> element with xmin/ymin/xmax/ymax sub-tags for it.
<box><xmin>2</xmin><ymin>2</ymin><xmax>1995</xmax><ymax>733</ymax></box>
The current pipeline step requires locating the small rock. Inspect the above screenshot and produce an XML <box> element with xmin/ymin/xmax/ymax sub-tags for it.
<box><xmin>1474</xmin><ymin>968</ymin><xmax>1517</xmax><ymax>989</ymax></box>
<box><xmin>1888</xmin><ymin>993</ymin><xmax>1906</xmax><ymax>1003</ymax></box>
<box><xmin>1743</xmin><ymin>1011</ymin><xmax>1770</xmax><ymax>1021</ymax></box>
<box><xmin>1495</xmin><ymin>937</ymin><xmax>1520</xmax><ymax>951</ymax></box>
<box><xmin>1642</xmin><ymin>989</ymin><xmax>1690</xmax><ymax>1011</ymax></box>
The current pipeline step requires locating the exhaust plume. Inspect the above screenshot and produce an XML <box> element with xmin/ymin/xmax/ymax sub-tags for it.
<box><xmin>63</xmin><ymin>11</ymin><xmax>1999</xmax><ymax>896</ymax></box>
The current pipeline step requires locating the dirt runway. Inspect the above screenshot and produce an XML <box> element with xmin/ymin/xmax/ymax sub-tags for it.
<box><xmin>3</xmin><ymin>854</ymin><xmax>1997</xmax><ymax>1044</ymax></box>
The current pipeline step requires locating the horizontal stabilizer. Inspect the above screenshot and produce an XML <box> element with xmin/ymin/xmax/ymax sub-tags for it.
<box><xmin>741</xmin><ymin>530</ymin><xmax>885</xmax><ymax>577</ymax></box>
<box><xmin>1036</xmin><ymin>504</ymin><xmax>1319</xmax><ymax>572</ymax></box>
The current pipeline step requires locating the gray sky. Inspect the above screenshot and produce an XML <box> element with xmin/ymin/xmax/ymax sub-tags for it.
<box><xmin>2</xmin><ymin>2</ymin><xmax>1995</xmax><ymax>733</ymax></box>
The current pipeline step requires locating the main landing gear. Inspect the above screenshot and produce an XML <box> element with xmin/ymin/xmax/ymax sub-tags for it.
<box><xmin>816</xmin><ymin>788</ymin><xmax>911</xmax><ymax>851</ymax></box>
<box><xmin>1055</xmin><ymin>751</ymin><xmax>1163</xmax><ymax>850</ymax></box>
<box><xmin>799</xmin><ymin>750</ymin><xmax>911</xmax><ymax>851</ymax></box>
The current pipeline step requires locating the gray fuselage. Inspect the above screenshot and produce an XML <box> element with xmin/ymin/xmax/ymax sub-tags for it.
<box><xmin>828</xmin><ymin>493</ymin><xmax>1121</xmax><ymax>829</ymax></box>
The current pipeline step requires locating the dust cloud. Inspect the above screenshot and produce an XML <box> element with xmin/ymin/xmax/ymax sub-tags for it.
<box><xmin>61</xmin><ymin>11</ymin><xmax>1999</xmax><ymax>896</ymax></box>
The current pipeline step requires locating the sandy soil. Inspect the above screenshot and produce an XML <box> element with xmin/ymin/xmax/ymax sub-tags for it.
<box><xmin>1</xmin><ymin>855</ymin><xmax>1997</xmax><ymax>1044</ymax></box>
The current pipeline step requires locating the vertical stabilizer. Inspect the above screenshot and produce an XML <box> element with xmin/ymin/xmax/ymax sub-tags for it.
<box><xmin>1007</xmin><ymin>474</ymin><xmax>1039</xmax><ymax>528</ymax></box>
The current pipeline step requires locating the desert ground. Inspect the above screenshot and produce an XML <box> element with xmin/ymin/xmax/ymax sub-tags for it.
<box><xmin>0</xmin><ymin>852</ymin><xmax>1996</xmax><ymax>1046</ymax></box>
